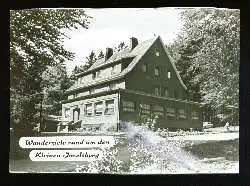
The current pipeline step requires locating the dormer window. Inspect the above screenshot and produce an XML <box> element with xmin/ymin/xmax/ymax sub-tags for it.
<box><xmin>109</xmin><ymin>84</ymin><xmax>115</xmax><ymax>90</ymax></box>
<box><xmin>73</xmin><ymin>93</ymin><xmax>78</xmax><ymax>98</ymax></box>
<box><xmin>92</xmin><ymin>72</ymin><xmax>96</xmax><ymax>80</ymax></box>
<box><xmin>96</xmin><ymin>71</ymin><xmax>101</xmax><ymax>78</ymax></box>
<box><xmin>111</xmin><ymin>66</ymin><xmax>115</xmax><ymax>74</ymax></box>
<box><xmin>154</xmin><ymin>66</ymin><xmax>160</xmax><ymax>76</ymax></box>
<box><xmin>89</xmin><ymin>88</ymin><xmax>95</xmax><ymax>94</ymax></box>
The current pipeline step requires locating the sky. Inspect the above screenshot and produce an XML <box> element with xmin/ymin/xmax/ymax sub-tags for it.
<box><xmin>63</xmin><ymin>8</ymin><xmax>184</xmax><ymax>75</ymax></box>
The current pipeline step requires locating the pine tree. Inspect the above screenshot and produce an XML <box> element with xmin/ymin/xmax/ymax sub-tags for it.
<box><xmin>98</xmin><ymin>50</ymin><xmax>105</xmax><ymax>59</ymax></box>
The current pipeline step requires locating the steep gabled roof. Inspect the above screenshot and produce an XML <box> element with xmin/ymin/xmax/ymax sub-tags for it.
<box><xmin>66</xmin><ymin>36</ymin><xmax>187</xmax><ymax>93</ymax></box>
<box><xmin>76</xmin><ymin>37</ymin><xmax>156</xmax><ymax>76</ymax></box>
<box><xmin>158</xmin><ymin>37</ymin><xmax>187</xmax><ymax>90</ymax></box>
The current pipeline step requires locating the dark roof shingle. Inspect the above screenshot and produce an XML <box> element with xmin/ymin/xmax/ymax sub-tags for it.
<box><xmin>67</xmin><ymin>36</ymin><xmax>187</xmax><ymax>93</ymax></box>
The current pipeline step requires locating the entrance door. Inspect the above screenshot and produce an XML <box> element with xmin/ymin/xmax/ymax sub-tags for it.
<box><xmin>73</xmin><ymin>108</ymin><xmax>80</xmax><ymax>123</ymax></box>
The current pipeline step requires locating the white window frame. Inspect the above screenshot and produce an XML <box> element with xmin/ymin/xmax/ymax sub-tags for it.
<box><xmin>167</xmin><ymin>71</ymin><xmax>171</xmax><ymax>79</ymax></box>
<box><xmin>65</xmin><ymin>108</ymin><xmax>70</xmax><ymax>118</ymax></box>
<box><xmin>105</xmin><ymin>99</ymin><xmax>115</xmax><ymax>115</ymax></box>
<box><xmin>85</xmin><ymin>103</ymin><xmax>93</xmax><ymax>116</ymax></box>
<box><xmin>94</xmin><ymin>101</ymin><xmax>103</xmax><ymax>116</ymax></box>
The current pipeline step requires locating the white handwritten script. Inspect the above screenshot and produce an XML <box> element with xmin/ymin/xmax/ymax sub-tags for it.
<box><xmin>19</xmin><ymin>136</ymin><xmax>115</xmax><ymax>148</ymax></box>
<box><xmin>29</xmin><ymin>150</ymin><xmax>103</xmax><ymax>161</ymax></box>
<box><xmin>19</xmin><ymin>136</ymin><xmax>115</xmax><ymax>161</ymax></box>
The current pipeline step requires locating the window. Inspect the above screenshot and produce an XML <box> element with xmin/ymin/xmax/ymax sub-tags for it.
<box><xmin>79</xmin><ymin>77</ymin><xmax>82</xmax><ymax>84</ymax></box>
<box><xmin>192</xmin><ymin>111</ymin><xmax>199</xmax><ymax>120</ymax></box>
<box><xmin>166</xmin><ymin>107</ymin><xmax>175</xmax><ymax>118</ymax></box>
<box><xmin>96</xmin><ymin>71</ymin><xmax>101</xmax><ymax>78</ymax></box>
<box><xmin>154</xmin><ymin>87</ymin><xmax>160</xmax><ymax>96</ymax></box>
<box><xmin>155</xmin><ymin>52</ymin><xmax>160</xmax><ymax>57</ymax></box>
<box><xmin>167</xmin><ymin>71</ymin><xmax>171</xmax><ymax>79</ymax></box>
<box><xmin>152</xmin><ymin>105</ymin><xmax>164</xmax><ymax>118</ymax></box>
<box><xmin>85</xmin><ymin>103</ymin><xmax>93</xmax><ymax>116</ymax></box>
<box><xmin>111</xmin><ymin>66</ymin><xmax>115</xmax><ymax>74</ymax></box>
<box><xmin>105</xmin><ymin>99</ymin><xmax>115</xmax><ymax>115</ymax></box>
<box><xmin>178</xmin><ymin>109</ymin><xmax>187</xmax><ymax>119</ymax></box>
<box><xmin>140</xmin><ymin>104</ymin><xmax>151</xmax><ymax>115</ymax></box>
<box><xmin>142</xmin><ymin>64</ymin><xmax>147</xmax><ymax>72</ymax></box>
<box><xmin>73</xmin><ymin>93</ymin><xmax>78</xmax><ymax>98</ymax></box>
<box><xmin>89</xmin><ymin>88</ymin><xmax>95</xmax><ymax>94</ymax></box>
<box><xmin>122</xmin><ymin>100</ymin><xmax>135</xmax><ymax>112</ymax></box>
<box><xmin>154</xmin><ymin>66</ymin><xmax>160</xmax><ymax>76</ymax></box>
<box><xmin>94</xmin><ymin>102</ymin><xmax>103</xmax><ymax>116</ymax></box>
<box><xmin>109</xmin><ymin>84</ymin><xmax>116</xmax><ymax>90</ymax></box>
<box><xmin>65</xmin><ymin>108</ymin><xmax>70</xmax><ymax>118</ymax></box>
<box><xmin>165</xmin><ymin>88</ymin><xmax>169</xmax><ymax>97</ymax></box>
<box><xmin>92</xmin><ymin>72</ymin><xmax>96</xmax><ymax>79</ymax></box>
<box><xmin>173</xmin><ymin>90</ymin><xmax>178</xmax><ymax>99</ymax></box>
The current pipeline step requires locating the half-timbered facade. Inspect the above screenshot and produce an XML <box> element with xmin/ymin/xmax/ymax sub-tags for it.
<box><xmin>60</xmin><ymin>36</ymin><xmax>203</xmax><ymax>132</ymax></box>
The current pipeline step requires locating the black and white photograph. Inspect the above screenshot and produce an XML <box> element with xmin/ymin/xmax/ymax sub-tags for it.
<box><xmin>10</xmin><ymin>7</ymin><xmax>239</xmax><ymax>174</ymax></box>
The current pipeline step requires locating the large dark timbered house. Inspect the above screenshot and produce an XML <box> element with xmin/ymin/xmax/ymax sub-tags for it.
<box><xmin>59</xmin><ymin>36</ymin><xmax>203</xmax><ymax>132</ymax></box>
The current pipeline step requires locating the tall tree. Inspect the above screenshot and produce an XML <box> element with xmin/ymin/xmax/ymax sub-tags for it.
<box><xmin>85</xmin><ymin>50</ymin><xmax>97</xmax><ymax>68</ymax></box>
<box><xmin>41</xmin><ymin>64</ymin><xmax>73</xmax><ymax>116</ymax></box>
<box><xmin>98</xmin><ymin>50</ymin><xmax>105</xmax><ymax>59</ymax></box>
<box><xmin>10</xmin><ymin>9</ymin><xmax>91</xmax><ymax>135</ymax></box>
<box><xmin>174</xmin><ymin>8</ymin><xmax>240</xmax><ymax>125</ymax></box>
<box><xmin>167</xmin><ymin>37</ymin><xmax>203</xmax><ymax>102</ymax></box>
<box><xmin>114</xmin><ymin>41</ymin><xmax>127</xmax><ymax>53</ymax></box>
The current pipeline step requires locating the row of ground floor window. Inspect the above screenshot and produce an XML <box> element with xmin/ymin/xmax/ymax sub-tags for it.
<box><xmin>64</xmin><ymin>99</ymin><xmax>199</xmax><ymax>120</ymax></box>
<box><xmin>61</xmin><ymin>91</ymin><xmax>203</xmax><ymax>130</ymax></box>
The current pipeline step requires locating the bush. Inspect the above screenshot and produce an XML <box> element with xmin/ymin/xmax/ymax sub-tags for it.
<box><xmin>76</xmin><ymin>147</ymin><xmax>123</xmax><ymax>174</ymax></box>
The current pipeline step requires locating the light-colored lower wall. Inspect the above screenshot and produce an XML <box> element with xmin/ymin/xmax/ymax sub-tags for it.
<box><xmin>62</xmin><ymin>93</ymin><xmax>119</xmax><ymax>131</ymax></box>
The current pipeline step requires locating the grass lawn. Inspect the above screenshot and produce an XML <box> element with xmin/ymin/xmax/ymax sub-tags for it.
<box><xmin>9</xmin><ymin>159</ymin><xmax>88</xmax><ymax>173</ymax></box>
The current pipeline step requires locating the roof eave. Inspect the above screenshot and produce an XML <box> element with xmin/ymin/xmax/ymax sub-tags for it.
<box><xmin>65</xmin><ymin>74</ymin><xmax>125</xmax><ymax>94</ymax></box>
<box><xmin>75</xmin><ymin>56</ymin><xmax>135</xmax><ymax>77</ymax></box>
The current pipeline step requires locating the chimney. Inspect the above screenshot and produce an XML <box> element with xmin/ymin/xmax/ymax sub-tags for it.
<box><xmin>105</xmin><ymin>47</ymin><xmax>113</xmax><ymax>61</ymax></box>
<box><xmin>129</xmin><ymin>37</ymin><xmax>138</xmax><ymax>51</ymax></box>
